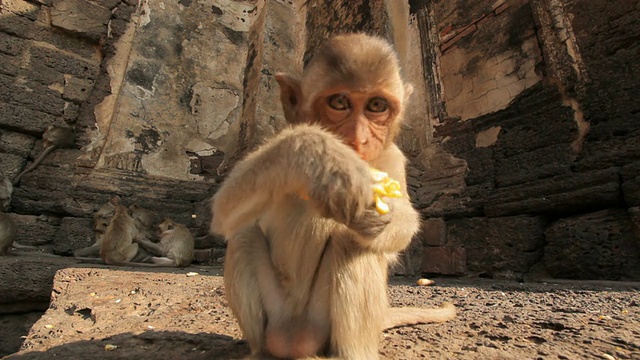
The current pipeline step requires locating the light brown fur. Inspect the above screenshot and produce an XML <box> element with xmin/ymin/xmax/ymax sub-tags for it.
<box><xmin>211</xmin><ymin>33</ymin><xmax>455</xmax><ymax>359</ymax></box>
<box><xmin>77</xmin><ymin>198</ymin><xmax>157</xmax><ymax>262</ymax></box>
<box><xmin>76</xmin><ymin>196</ymin><xmax>121</xmax><ymax>259</ymax></box>
<box><xmin>129</xmin><ymin>204</ymin><xmax>157</xmax><ymax>237</ymax></box>
<box><xmin>134</xmin><ymin>218</ymin><xmax>194</xmax><ymax>267</ymax></box>
<box><xmin>92</xmin><ymin>195</ymin><xmax>120</xmax><ymax>222</ymax></box>
<box><xmin>99</xmin><ymin>204</ymin><xmax>139</xmax><ymax>264</ymax></box>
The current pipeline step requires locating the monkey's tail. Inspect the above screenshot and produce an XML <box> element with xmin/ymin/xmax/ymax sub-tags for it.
<box><xmin>11</xmin><ymin>241</ymin><xmax>39</xmax><ymax>250</ymax></box>
<box><xmin>383</xmin><ymin>302</ymin><xmax>456</xmax><ymax>330</ymax></box>
<box><xmin>12</xmin><ymin>146</ymin><xmax>55</xmax><ymax>185</ymax></box>
<box><xmin>75</xmin><ymin>257</ymin><xmax>163</xmax><ymax>267</ymax></box>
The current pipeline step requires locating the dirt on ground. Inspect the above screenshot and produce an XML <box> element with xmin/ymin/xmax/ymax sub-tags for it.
<box><xmin>1</xmin><ymin>264</ymin><xmax>639</xmax><ymax>360</ymax></box>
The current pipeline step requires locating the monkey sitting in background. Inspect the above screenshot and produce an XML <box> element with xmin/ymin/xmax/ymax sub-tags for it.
<box><xmin>211</xmin><ymin>33</ymin><xmax>456</xmax><ymax>359</ymax></box>
<box><xmin>99</xmin><ymin>202</ymin><xmax>140</xmax><ymax>264</ymax></box>
<box><xmin>134</xmin><ymin>218</ymin><xmax>194</xmax><ymax>267</ymax></box>
<box><xmin>75</xmin><ymin>196</ymin><xmax>192</xmax><ymax>268</ymax></box>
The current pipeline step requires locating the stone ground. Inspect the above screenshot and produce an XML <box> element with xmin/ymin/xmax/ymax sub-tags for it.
<box><xmin>0</xmin><ymin>258</ymin><xmax>639</xmax><ymax>360</ymax></box>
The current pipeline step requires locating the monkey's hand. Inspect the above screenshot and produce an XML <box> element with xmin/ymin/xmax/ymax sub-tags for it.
<box><xmin>348</xmin><ymin>206</ymin><xmax>393</xmax><ymax>239</ymax></box>
<box><xmin>307</xmin><ymin>161</ymin><xmax>373</xmax><ymax>226</ymax></box>
<box><xmin>370</xmin><ymin>168</ymin><xmax>403</xmax><ymax>215</ymax></box>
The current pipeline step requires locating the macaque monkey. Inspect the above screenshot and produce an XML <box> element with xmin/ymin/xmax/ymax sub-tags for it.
<box><xmin>77</xmin><ymin>198</ymin><xmax>180</xmax><ymax>266</ymax></box>
<box><xmin>211</xmin><ymin>33</ymin><xmax>456</xmax><ymax>359</ymax></box>
<box><xmin>129</xmin><ymin>204</ymin><xmax>157</xmax><ymax>240</ymax></box>
<box><xmin>75</xmin><ymin>196</ymin><xmax>121</xmax><ymax>258</ymax></box>
<box><xmin>93</xmin><ymin>195</ymin><xmax>120</xmax><ymax>222</ymax></box>
<box><xmin>12</xmin><ymin>126</ymin><xmax>75</xmax><ymax>185</ymax></box>
<box><xmin>99</xmin><ymin>203</ymin><xmax>140</xmax><ymax>264</ymax></box>
<box><xmin>74</xmin><ymin>217</ymin><xmax>109</xmax><ymax>258</ymax></box>
<box><xmin>134</xmin><ymin>218</ymin><xmax>194</xmax><ymax>267</ymax></box>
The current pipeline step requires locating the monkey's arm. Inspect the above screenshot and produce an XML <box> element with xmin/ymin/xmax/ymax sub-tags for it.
<box><xmin>211</xmin><ymin>124</ymin><xmax>372</xmax><ymax>238</ymax></box>
<box><xmin>73</xmin><ymin>239</ymin><xmax>103</xmax><ymax>258</ymax></box>
<box><xmin>350</xmin><ymin>145</ymin><xmax>420</xmax><ymax>253</ymax></box>
<box><xmin>134</xmin><ymin>237</ymin><xmax>167</xmax><ymax>256</ymax></box>
<box><xmin>74</xmin><ymin>244</ymin><xmax>102</xmax><ymax>258</ymax></box>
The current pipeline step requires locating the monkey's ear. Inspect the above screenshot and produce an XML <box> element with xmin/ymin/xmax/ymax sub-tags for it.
<box><xmin>404</xmin><ymin>83</ymin><xmax>414</xmax><ymax>102</ymax></box>
<box><xmin>275</xmin><ymin>72</ymin><xmax>303</xmax><ymax>124</ymax></box>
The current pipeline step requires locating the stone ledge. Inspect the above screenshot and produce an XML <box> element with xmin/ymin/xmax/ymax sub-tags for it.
<box><xmin>0</xmin><ymin>256</ymin><xmax>77</xmax><ymax>313</ymax></box>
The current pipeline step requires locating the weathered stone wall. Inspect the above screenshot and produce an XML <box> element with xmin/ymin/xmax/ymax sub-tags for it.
<box><xmin>0</xmin><ymin>0</ymin><xmax>426</xmax><ymax>268</ymax></box>
<box><xmin>414</xmin><ymin>0</ymin><xmax>640</xmax><ymax>280</ymax></box>
<box><xmin>2</xmin><ymin>0</ymin><xmax>638</xmax><ymax>280</ymax></box>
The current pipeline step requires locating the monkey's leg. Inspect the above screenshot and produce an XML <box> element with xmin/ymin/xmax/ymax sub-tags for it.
<box><xmin>123</xmin><ymin>243</ymin><xmax>139</xmax><ymax>262</ymax></box>
<box><xmin>265</xmin><ymin>243</ymin><xmax>332</xmax><ymax>359</ymax></box>
<box><xmin>224</xmin><ymin>225</ymin><xmax>280</xmax><ymax>356</ymax></box>
<box><xmin>150</xmin><ymin>256</ymin><xmax>177</xmax><ymax>266</ymax></box>
<box><xmin>131</xmin><ymin>247</ymin><xmax>154</xmax><ymax>263</ymax></box>
<box><xmin>328</xmin><ymin>244</ymin><xmax>386</xmax><ymax>359</ymax></box>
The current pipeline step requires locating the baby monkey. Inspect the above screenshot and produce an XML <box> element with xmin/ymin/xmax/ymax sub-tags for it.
<box><xmin>13</xmin><ymin>126</ymin><xmax>75</xmax><ymax>185</ymax></box>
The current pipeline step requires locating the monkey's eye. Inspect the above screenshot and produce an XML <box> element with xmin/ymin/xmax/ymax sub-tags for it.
<box><xmin>366</xmin><ymin>97</ymin><xmax>389</xmax><ymax>113</ymax></box>
<box><xmin>327</xmin><ymin>94</ymin><xmax>350</xmax><ymax>110</ymax></box>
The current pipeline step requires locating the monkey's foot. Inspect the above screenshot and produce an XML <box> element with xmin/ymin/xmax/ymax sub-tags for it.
<box><xmin>265</xmin><ymin>324</ymin><xmax>325</xmax><ymax>359</ymax></box>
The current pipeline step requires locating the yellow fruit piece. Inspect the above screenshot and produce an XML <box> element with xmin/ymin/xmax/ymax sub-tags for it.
<box><xmin>372</xmin><ymin>183</ymin><xmax>387</xmax><ymax>196</ymax></box>
<box><xmin>370</xmin><ymin>168</ymin><xmax>403</xmax><ymax>214</ymax></box>
<box><xmin>297</xmin><ymin>168</ymin><xmax>402</xmax><ymax>215</ymax></box>
<box><xmin>370</xmin><ymin>168</ymin><xmax>389</xmax><ymax>182</ymax></box>
<box><xmin>374</xmin><ymin>195</ymin><xmax>390</xmax><ymax>215</ymax></box>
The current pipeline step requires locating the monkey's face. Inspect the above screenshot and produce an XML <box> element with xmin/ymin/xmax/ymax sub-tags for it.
<box><xmin>311</xmin><ymin>89</ymin><xmax>400</xmax><ymax>161</ymax></box>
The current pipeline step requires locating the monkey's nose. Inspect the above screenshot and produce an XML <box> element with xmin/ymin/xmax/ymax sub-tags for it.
<box><xmin>350</xmin><ymin>143</ymin><xmax>368</xmax><ymax>160</ymax></box>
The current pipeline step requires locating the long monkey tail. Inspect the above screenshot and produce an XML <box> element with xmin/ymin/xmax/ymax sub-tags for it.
<box><xmin>384</xmin><ymin>302</ymin><xmax>457</xmax><ymax>330</ymax></box>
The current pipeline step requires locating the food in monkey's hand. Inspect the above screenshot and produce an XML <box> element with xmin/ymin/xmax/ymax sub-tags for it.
<box><xmin>297</xmin><ymin>168</ymin><xmax>402</xmax><ymax>215</ymax></box>
<box><xmin>370</xmin><ymin>168</ymin><xmax>403</xmax><ymax>215</ymax></box>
